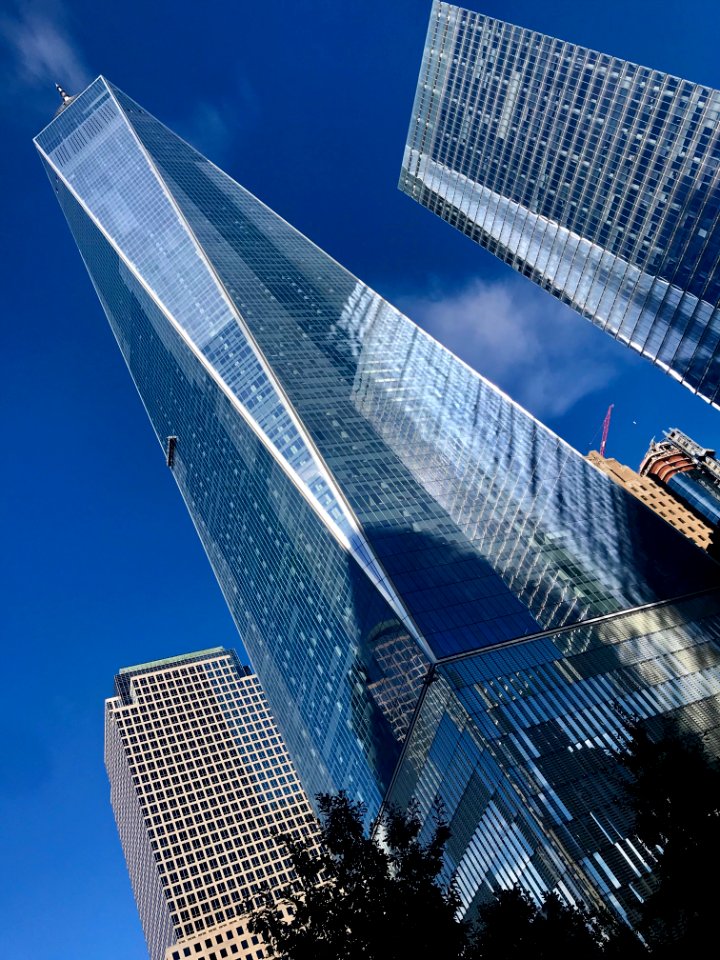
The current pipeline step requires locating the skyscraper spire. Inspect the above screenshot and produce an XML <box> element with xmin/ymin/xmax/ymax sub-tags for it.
<box><xmin>54</xmin><ymin>83</ymin><xmax>74</xmax><ymax>115</ymax></box>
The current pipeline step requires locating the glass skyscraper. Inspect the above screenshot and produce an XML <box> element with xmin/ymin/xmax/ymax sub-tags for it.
<box><xmin>401</xmin><ymin>2</ymin><xmax>720</xmax><ymax>405</ymax></box>
<box><xmin>37</xmin><ymin>78</ymin><xmax>720</xmax><ymax>925</ymax></box>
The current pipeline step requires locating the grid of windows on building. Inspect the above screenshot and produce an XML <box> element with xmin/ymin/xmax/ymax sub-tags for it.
<box><xmin>401</xmin><ymin>2</ymin><xmax>720</xmax><ymax>405</ymax></box>
<box><xmin>105</xmin><ymin>649</ymin><xmax>316</xmax><ymax>960</ymax></box>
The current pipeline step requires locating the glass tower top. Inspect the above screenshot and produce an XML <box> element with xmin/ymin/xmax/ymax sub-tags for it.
<box><xmin>401</xmin><ymin>2</ymin><xmax>720</xmax><ymax>405</ymax></box>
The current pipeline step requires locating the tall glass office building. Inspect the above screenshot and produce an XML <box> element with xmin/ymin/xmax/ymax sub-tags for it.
<box><xmin>401</xmin><ymin>2</ymin><xmax>720</xmax><ymax>406</ymax></box>
<box><xmin>37</xmin><ymin>78</ymin><xmax>720</xmax><ymax>924</ymax></box>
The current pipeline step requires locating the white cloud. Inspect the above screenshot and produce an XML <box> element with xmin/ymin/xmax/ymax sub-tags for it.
<box><xmin>0</xmin><ymin>3</ymin><xmax>89</xmax><ymax>97</ymax></box>
<box><xmin>398</xmin><ymin>275</ymin><xmax>634</xmax><ymax>419</ymax></box>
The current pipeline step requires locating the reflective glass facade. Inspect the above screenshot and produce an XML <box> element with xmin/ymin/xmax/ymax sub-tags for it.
<box><xmin>402</xmin><ymin>2</ymin><xmax>720</xmax><ymax>405</ymax></box>
<box><xmin>37</xmin><ymin>79</ymin><xmax>720</xmax><ymax>923</ymax></box>
<box><xmin>669</xmin><ymin>473</ymin><xmax>720</xmax><ymax>525</ymax></box>
<box><xmin>390</xmin><ymin>592</ymin><xmax>720</xmax><ymax>922</ymax></box>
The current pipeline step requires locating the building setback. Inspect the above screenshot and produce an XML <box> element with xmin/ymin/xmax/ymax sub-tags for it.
<box><xmin>37</xmin><ymin>79</ymin><xmax>720</xmax><ymax>926</ymax></box>
<box><xmin>105</xmin><ymin>648</ymin><xmax>314</xmax><ymax>960</ymax></box>
<box><xmin>401</xmin><ymin>2</ymin><xmax>720</xmax><ymax>405</ymax></box>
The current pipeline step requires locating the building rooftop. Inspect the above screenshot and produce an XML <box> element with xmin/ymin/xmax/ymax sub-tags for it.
<box><xmin>118</xmin><ymin>647</ymin><xmax>229</xmax><ymax>676</ymax></box>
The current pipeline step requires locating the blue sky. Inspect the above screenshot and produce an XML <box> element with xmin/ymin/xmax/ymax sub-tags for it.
<box><xmin>2</xmin><ymin>1</ymin><xmax>720</xmax><ymax>956</ymax></box>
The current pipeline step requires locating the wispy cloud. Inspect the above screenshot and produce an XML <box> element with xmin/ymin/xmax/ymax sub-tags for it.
<box><xmin>178</xmin><ymin>101</ymin><xmax>236</xmax><ymax>164</ymax></box>
<box><xmin>0</xmin><ymin>2</ymin><xmax>89</xmax><ymax>103</ymax></box>
<box><xmin>176</xmin><ymin>80</ymin><xmax>259</xmax><ymax>166</ymax></box>
<box><xmin>398</xmin><ymin>275</ymin><xmax>633</xmax><ymax>419</ymax></box>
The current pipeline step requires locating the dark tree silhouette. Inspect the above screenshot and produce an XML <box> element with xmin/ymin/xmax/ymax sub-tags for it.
<box><xmin>250</xmin><ymin>791</ymin><xmax>468</xmax><ymax>960</ymax></box>
<box><xmin>618</xmin><ymin>715</ymin><xmax>720</xmax><ymax>955</ymax></box>
<box><xmin>467</xmin><ymin>886</ymin><xmax>537</xmax><ymax>959</ymax></box>
<box><xmin>467</xmin><ymin>886</ymin><xmax>609</xmax><ymax>959</ymax></box>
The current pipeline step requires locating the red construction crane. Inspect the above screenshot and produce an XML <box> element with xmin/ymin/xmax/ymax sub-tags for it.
<box><xmin>599</xmin><ymin>404</ymin><xmax>614</xmax><ymax>457</ymax></box>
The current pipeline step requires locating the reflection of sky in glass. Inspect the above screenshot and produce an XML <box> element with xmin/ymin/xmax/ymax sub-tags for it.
<box><xmin>36</xmin><ymin>78</ymin><xmax>418</xmax><ymax>642</ymax></box>
<box><xmin>390</xmin><ymin>591</ymin><xmax>720</xmax><ymax>920</ymax></box>
<box><xmin>402</xmin><ymin>3</ymin><xmax>720</xmax><ymax>403</ymax></box>
<box><xmin>41</xmin><ymin>161</ymin><xmax>408</xmax><ymax>815</ymax></box>
<box><xmin>38</xmin><ymin>76</ymin><xmax>719</xmax><ymax>661</ymax></box>
<box><xmin>83</xmin><ymin>83</ymin><xmax>719</xmax><ymax>660</ymax></box>
<box><xmin>37</xmin><ymin>82</ymin><xmax>348</xmax><ymax>538</ymax></box>
<box><xmin>668</xmin><ymin>472</ymin><xmax>720</xmax><ymax>525</ymax></box>
<box><xmin>37</xmin><ymin>75</ymin><xmax>720</xmax><ymax>923</ymax></box>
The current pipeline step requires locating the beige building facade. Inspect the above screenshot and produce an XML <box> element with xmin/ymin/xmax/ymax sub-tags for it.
<box><xmin>587</xmin><ymin>451</ymin><xmax>715</xmax><ymax>550</ymax></box>
<box><xmin>105</xmin><ymin>648</ymin><xmax>314</xmax><ymax>960</ymax></box>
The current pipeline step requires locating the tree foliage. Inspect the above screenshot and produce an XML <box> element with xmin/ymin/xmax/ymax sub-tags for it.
<box><xmin>466</xmin><ymin>886</ymin><xmax>643</xmax><ymax>960</ymax></box>
<box><xmin>250</xmin><ymin>792</ymin><xmax>467</xmax><ymax>960</ymax></box>
<box><xmin>617</xmin><ymin>715</ymin><xmax>720</xmax><ymax>955</ymax></box>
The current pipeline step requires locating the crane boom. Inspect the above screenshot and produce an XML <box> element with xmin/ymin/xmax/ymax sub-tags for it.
<box><xmin>600</xmin><ymin>404</ymin><xmax>614</xmax><ymax>457</ymax></box>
